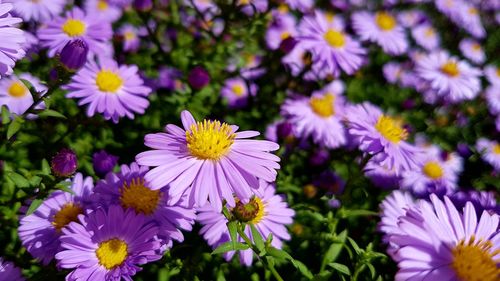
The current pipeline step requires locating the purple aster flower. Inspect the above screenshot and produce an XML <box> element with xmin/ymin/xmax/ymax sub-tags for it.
<box><xmin>416</xmin><ymin>51</ymin><xmax>481</xmax><ymax>103</ymax></box>
<box><xmin>450</xmin><ymin>190</ymin><xmax>499</xmax><ymax>215</ymax></box>
<box><xmin>37</xmin><ymin>7</ymin><xmax>112</xmax><ymax>58</ymax></box>
<box><xmin>134</xmin><ymin>0</ymin><xmax>153</xmax><ymax>11</ymax></box>
<box><xmin>313</xmin><ymin>170</ymin><xmax>345</xmax><ymax>195</ymax></box>
<box><xmin>239</xmin><ymin>54</ymin><xmax>266</xmax><ymax>80</ymax></box>
<box><xmin>237</xmin><ymin>0</ymin><xmax>268</xmax><ymax>16</ymax></box>
<box><xmin>84</xmin><ymin>0</ymin><xmax>123</xmax><ymax>23</ymax></box>
<box><xmin>157</xmin><ymin>67</ymin><xmax>183</xmax><ymax>91</ymax></box>
<box><xmin>185</xmin><ymin>0</ymin><xmax>218</xmax><ymax>14</ymax></box>
<box><xmin>135</xmin><ymin>110</ymin><xmax>280</xmax><ymax>211</ymax></box>
<box><xmin>346</xmin><ymin>102</ymin><xmax>420</xmax><ymax>174</ymax></box>
<box><xmin>411</xmin><ymin>23</ymin><xmax>440</xmax><ymax>51</ymax></box>
<box><xmin>476</xmin><ymin>138</ymin><xmax>500</xmax><ymax>172</ymax></box>
<box><xmin>94</xmin><ymin>162</ymin><xmax>196</xmax><ymax>247</ymax></box>
<box><xmin>459</xmin><ymin>38</ymin><xmax>485</xmax><ymax>64</ymax></box>
<box><xmin>0</xmin><ymin>258</ymin><xmax>24</xmax><ymax>281</ymax></box>
<box><xmin>108</xmin><ymin>0</ymin><xmax>132</xmax><ymax>8</ymax></box>
<box><xmin>220</xmin><ymin>77</ymin><xmax>256</xmax><ymax>109</ymax></box>
<box><xmin>265</xmin><ymin>12</ymin><xmax>297</xmax><ymax>50</ymax></box>
<box><xmin>281</xmin><ymin>81</ymin><xmax>348</xmax><ymax>149</ymax></box>
<box><xmin>285</xmin><ymin>0</ymin><xmax>313</xmax><ymax>12</ymax></box>
<box><xmin>92</xmin><ymin>150</ymin><xmax>118</xmax><ymax>177</ymax></box>
<box><xmin>390</xmin><ymin>194</ymin><xmax>500</xmax><ymax>281</ymax></box>
<box><xmin>188</xmin><ymin>66</ymin><xmax>211</xmax><ymax>90</ymax></box>
<box><xmin>4</xmin><ymin>0</ymin><xmax>64</xmax><ymax>22</ymax></box>
<box><xmin>18</xmin><ymin>173</ymin><xmax>94</xmax><ymax>264</ymax></box>
<box><xmin>484</xmin><ymin>65</ymin><xmax>500</xmax><ymax>86</ymax></box>
<box><xmin>485</xmin><ymin>86</ymin><xmax>500</xmax><ymax>115</ymax></box>
<box><xmin>397</xmin><ymin>10</ymin><xmax>427</xmax><ymax>28</ymax></box>
<box><xmin>117</xmin><ymin>24</ymin><xmax>146</xmax><ymax>53</ymax></box>
<box><xmin>65</xmin><ymin>58</ymin><xmax>151</xmax><ymax>123</ymax></box>
<box><xmin>364</xmin><ymin>160</ymin><xmax>401</xmax><ymax>189</ymax></box>
<box><xmin>456</xmin><ymin>4</ymin><xmax>485</xmax><ymax>38</ymax></box>
<box><xmin>51</xmin><ymin>148</ymin><xmax>78</xmax><ymax>177</ymax></box>
<box><xmin>297</xmin><ymin>11</ymin><xmax>365</xmax><ymax>77</ymax></box>
<box><xmin>0</xmin><ymin>2</ymin><xmax>25</xmax><ymax>79</ymax></box>
<box><xmin>0</xmin><ymin>73</ymin><xmax>47</xmax><ymax>116</ymax></box>
<box><xmin>383</xmin><ymin>62</ymin><xmax>404</xmax><ymax>84</ymax></box>
<box><xmin>197</xmin><ymin>182</ymin><xmax>294</xmax><ymax>266</ymax></box>
<box><xmin>55</xmin><ymin>205</ymin><xmax>163</xmax><ymax>281</ymax></box>
<box><xmin>352</xmin><ymin>11</ymin><xmax>408</xmax><ymax>55</ymax></box>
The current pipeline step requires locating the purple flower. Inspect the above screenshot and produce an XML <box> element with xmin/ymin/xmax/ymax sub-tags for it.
<box><xmin>237</xmin><ymin>0</ymin><xmax>268</xmax><ymax>16</ymax></box>
<box><xmin>51</xmin><ymin>148</ymin><xmax>78</xmax><ymax>177</ymax></box>
<box><xmin>59</xmin><ymin>39</ymin><xmax>89</xmax><ymax>72</ymax></box>
<box><xmin>197</xmin><ymin>182</ymin><xmax>294</xmax><ymax>266</ymax></box>
<box><xmin>389</xmin><ymin>194</ymin><xmax>499</xmax><ymax>281</ymax></box>
<box><xmin>135</xmin><ymin>110</ymin><xmax>280</xmax><ymax>211</ymax></box>
<box><xmin>37</xmin><ymin>7</ymin><xmax>113</xmax><ymax>58</ymax></box>
<box><xmin>364</xmin><ymin>160</ymin><xmax>401</xmax><ymax>189</ymax></box>
<box><xmin>352</xmin><ymin>11</ymin><xmax>408</xmax><ymax>55</ymax></box>
<box><xmin>84</xmin><ymin>0</ymin><xmax>123</xmax><ymax>23</ymax></box>
<box><xmin>0</xmin><ymin>258</ymin><xmax>24</xmax><ymax>281</ymax></box>
<box><xmin>297</xmin><ymin>11</ymin><xmax>365</xmax><ymax>77</ymax></box>
<box><xmin>281</xmin><ymin>81</ymin><xmax>348</xmax><ymax>149</ymax></box>
<box><xmin>220</xmin><ymin>77</ymin><xmax>256</xmax><ymax>108</ymax></box>
<box><xmin>285</xmin><ymin>0</ymin><xmax>313</xmax><ymax>12</ymax></box>
<box><xmin>476</xmin><ymin>138</ymin><xmax>500</xmax><ymax>172</ymax></box>
<box><xmin>265</xmin><ymin>11</ymin><xmax>297</xmax><ymax>50</ymax></box>
<box><xmin>188</xmin><ymin>66</ymin><xmax>211</xmax><ymax>90</ymax></box>
<box><xmin>0</xmin><ymin>2</ymin><xmax>25</xmax><ymax>79</ymax></box>
<box><xmin>18</xmin><ymin>173</ymin><xmax>94</xmax><ymax>264</ymax></box>
<box><xmin>55</xmin><ymin>205</ymin><xmax>163</xmax><ymax>281</ymax></box>
<box><xmin>157</xmin><ymin>67</ymin><xmax>183</xmax><ymax>91</ymax></box>
<box><xmin>346</xmin><ymin>102</ymin><xmax>421</xmax><ymax>174</ymax></box>
<box><xmin>450</xmin><ymin>190</ymin><xmax>500</xmax><ymax>215</ymax></box>
<box><xmin>94</xmin><ymin>162</ymin><xmax>196</xmax><ymax>247</ymax></box>
<box><xmin>134</xmin><ymin>0</ymin><xmax>153</xmax><ymax>11</ymax></box>
<box><xmin>92</xmin><ymin>150</ymin><xmax>118</xmax><ymax>177</ymax></box>
<box><xmin>313</xmin><ymin>171</ymin><xmax>345</xmax><ymax>194</ymax></box>
<box><xmin>0</xmin><ymin>73</ymin><xmax>47</xmax><ymax>116</ymax></box>
<box><xmin>65</xmin><ymin>58</ymin><xmax>151</xmax><ymax>123</ymax></box>
<box><xmin>117</xmin><ymin>24</ymin><xmax>146</xmax><ymax>53</ymax></box>
<box><xmin>484</xmin><ymin>65</ymin><xmax>500</xmax><ymax>86</ymax></box>
<box><xmin>411</xmin><ymin>23</ymin><xmax>440</xmax><ymax>51</ymax></box>
<box><xmin>4</xmin><ymin>0</ymin><xmax>64</xmax><ymax>22</ymax></box>
<box><xmin>459</xmin><ymin>38</ymin><xmax>485</xmax><ymax>64</ymax></box>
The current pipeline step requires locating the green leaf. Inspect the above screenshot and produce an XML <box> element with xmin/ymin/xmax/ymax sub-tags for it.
<box><xmin>41</xmin><ymin>159</ymin><xmax>51</xmax><ymax>175</ymax></box>
<box><xmin>26</xmin><ymin>199</ymin><xmax>44</xmax><ymax>215</ymax></box>
<box><xmin>366</xmin><ymin>263</ymin><xmax>376</xmax><ymax>279</ymax></box>
<box><xmin>328</xmin><ymin>263</ymin><xmax>351</xmax><ymax>276</ymax></box>
<box><xmin>38</xmin><ymin>109</ymin><xmax>67</xmax><ymax>119</ymax></box>
<box><xmin>55</xmin><ymin>181</ymin><xmax>74</xmax><ymax>194</ymax></box>
<box><xmin>1</xmin><ymin>105</ymin><xmax>10</xmax><ymax>124</ymax></box>
<box><xmin>347</xmin><ymin>237</ymin><xmax>363</xmax><ymax>255</ymax></box>
<box><xmin>7</xmin><ymin>117</ymin><xmax>24</xmax><ymax>139</ymax></box>
<box><xmin>340</xmin><ymin>209</ymin><xmax>378</xmax><ymax>218</ymax></box>
<box><xmin>249</xmin><ymin>224</ymin><xmax>265</xmax><ymax>252</ymax></box>
<box><xmin>292</xmin><ymin>259</ymin><xmax>314</xmax><ymax>279</ymax></box>
<box><xmin>211</xmin><ymin>242</ymin><xmax>249</xmax><ymax>255</ymax></box>
<box><xmin>266</xmin><ymin>247</ymin><xmax>293</xmax><ymax>261</ymax></box>
<box><xmin>6</xmin><ymin>172</ymin><xmax>30</xmax><ymax>188</ymax></box>
<box><xmin>321</xmin><ymin>230</ymin><xmax>347</xmax><ymax>269</ymax></box>
<box><xmin>227</xmin><ymin>221</ymin><xmax>238</xmax><ymax>249</ymax></box>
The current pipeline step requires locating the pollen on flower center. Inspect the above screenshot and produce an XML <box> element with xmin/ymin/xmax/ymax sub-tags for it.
<box><xmin>441</xmin><ymin>61</ymin><xmax>460</xmax><ymax>77</ymax></box>
<box><xmin>186</xmin><ymin>120</ymin><xmax>235</xmax><ymax>160</ymax></box>
<box><xmin>324</xmin><ymin>29</ymin><xmax>345</xmax><ymax>48</ymax></box>
<box><xmin>52</xmin><ymin>203</ymin><xmax>83</xmax><ymax>231</ymax></box>
<box><xmin>232</xmin><ymin>84</ymin><xmax>245</xmax><ymax>97</ymax></box>
<box><xmin>309</xmin><ymin>94</ymin><xmax>335</xmax><ymax>118</ymax></box>
<box><xmin>493</xmin><ymin>144</ymin><xmax>500</xmax><ymax>154</ymax></box>
<box><xmin>96</xmin><ymin>238</ymin><xmax>128</xmax><ymax>270</ymax></box>
<box><xmin>375</xmin><ymin>115</ymin><xmax>408</xmax><ymax>143</ymax></box>
<box><xmin>451</xmin><ymin>236</ymin><xmax>500</xmax><ymax>281</ymax></box>
<box><xmin>422</xmin><ymin>161</ymin><xmax>443</xmax><ymax>179</ymax></box>
<box><xmin>425</xmin><ymin>28</ymin><xmax>435</xmax><ymax>37</ymax></box>
<box><xmin>8</xmin><ymin>81</ymin><xmax>27</xmax><ymax>98</ymax></box>
<box><xmin>97</xmin><ymin>0</ymin><xmax>109</xmax><ymax>10</ymax></box>
<box><xmin>95</xmin><ymin>70</ymin><xmax>124</xmax><ymax>93</ymax></box>
<box><xmin>120</xmin><ymin>177</ymin><xmax>161</xmax><ymax>215</ymax></box>
<box><xmin>280</xmin><ymin>31</ymin><xmax>290</xmax><ymax>40</ymax></box>
<box><xmin>375</xmin><ymin>12</ymin><xmax>396</xmax><ymax>31</ymax></box>
<box><xmin>233</xmin><ymin>197</ymin><xmax>265</xmax><ymax>224</ymax></box>
<box><xmin>62</xmin><ymin>19</ymin><xmax>87</xmax><ymax>37</ymax></box>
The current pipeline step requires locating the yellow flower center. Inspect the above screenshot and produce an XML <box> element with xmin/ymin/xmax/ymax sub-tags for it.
<box><xmin>451</xmin><ymin>236</ymin><xmax>500</xmax><ymax>281</ymax></box>
<box><xmin>472</xmin><ymin>43</ymin><xmax>481</xmax><ymax>51</ymax></box>
<box><xmin>422</xmin><ymin>161</ymin><xmax>443</xmax><ymax>179</ymax></box>
<box><xmin>324</xmin><ymin>29</ymin><xmax>345</xmax><ymax>48</ymax></box>
<box><xmin>96</xmin><ymin>238</ymin><xmax>128</xmax><ymax>270</ymax></box>
<box><xmin>95</xmin><ymin>70</ymin><xmax>123</xmax><ymax>93</ymax></box>
<box><xmin>232</xmin><ymin>197</ymin><xmax>265</xmax><ymax>224</ymax></box>
<box><xmin>52</xmin><ymin>203</ymin><xmax>83</xmax><ymax>232</ymax></box>
<box><xmin>425</xmin><ymin>28</ymin><xmax>435</xmax><ymax>38</ymax></box>
<box><xmin>309</xmin><ymin>94</ymin><xmax>335</xmax><ymax>118</ymax></box>
<box><xmin>493</xmin><ymin>144</ymin><xmax>500</xmax><ymax>155</ymax></box>
<box><xmin>496</xmin><ymin>68</ymin><xmax>500</xmax><ymax>78</ymax></box>
<box><xmin>468</xmin><ymin>7</ymin><xmax>478</xmax><ymax>15</ymax></box>
<box><xmin>280</xmin><ymin>31</ymin><xmax>290</xmax><ymax>40</ymax></box>
<box><xmin>8</xmin><ymin>81</ymin><xmax>28</xmax><ymax>98</ymax></box>
<box><xmin>375</xmin><ymin>115</ymin><xmax>408</xmax><ymax>143</ymax></box>
<box><xmin>97</xmin><ymin>0</ymin><xmax>108</xmax><ymax>10</ymax></box>
<box><xmin>186</xmin><ymin>120</ymin><xmax>235</xmax><ymax>160</ymax></box>
<box><xmin>278</xmin><ymin>4</ymin><xmax>288</xmax><ymax>13</ymax></box>
<box><xmin>120</xmin><ymin>178</ymin><xmax>161</xmax><ymax>215</ymax></box>
<box><xmin>441</xmin><ymin>61</ymin><xmax>460</xmax><ymax>77</ymax></box>
<box><xmin>124</xmin><ymin>31</ymin><xmax>135</xmax><ymax>41</ymax></box>
<box><xmin>232</xmin><ymin>84</ymin><xmax>245</xmax><ymax>97</ymax></box>
<box><xmin>325</xmin><ymin>13</ymin><xmax>335</xmax><ymax>23</ymax></box>
<box><xmin>62</xmin><ymin>19</ymin><xmax>87</xmax><ymax>37</ymax></box>
<box><xmin>375</xmin><ymin>12</ymin><xmax>396</xmax><ymax>31</ymax></box>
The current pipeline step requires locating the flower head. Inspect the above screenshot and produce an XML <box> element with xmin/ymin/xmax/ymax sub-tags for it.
<box><xmin>0</xmin><ymin>258</ymin><xmax>24</xmax><ymax>281</ymax></box>
<box><xmin>459</xmin><ymin>38</ymin><xmax>485</xmax><ymax>64</ymax></box>
<box><xmin>0</xmin><ymin>73</ymin><xmax>46</xmax><ymax>116</ymax></box>
<box><xmin>220</xmin><ymin>77</ymin><xmax>256</xmax><ymax>109</ymax></box>
<box><xmin>51</xmin><ymin>148</ymin><xmax>78</xmax><ymax>177</ymax></box>
<box><xmin>0</xmin><ymin>2</ymin><xmax>25</xmax><ymax>79</ymax></box>
<box><xmin>476</xmin><ymin>138</ymin><xmax>500</xmax><ymax>171</ymax></box>
<box><xmin>92</xmin><ymin>150</ymin><xmax>119</xmax><ymax>177</ymax></box>
<box><xmin>4</xmin><ymin>0</ymin><xmax>64</xmax><ymax>22</ymax></box>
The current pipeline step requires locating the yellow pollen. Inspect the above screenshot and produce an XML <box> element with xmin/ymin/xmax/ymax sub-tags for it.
<box><xmin>232</xmin><ymin>84</ymin><xmax>245</xmax><ymax>97</ymax></box>
<box><xmin>451</xmin><ymin>236</ymin><xmax>500</xmax><ymax>281</ymax></box>
<box><xmin>324</xmin><ymin>29</ymin><xmax>345</xmax><ymax>48</ymax></box>
<box><xmin>309</xmin><ymin>94</ymin><xmax>335</xmax><ymax>118</ymax></box>
<box><xmin>422</xmin><ymin>161</ymin><xmax>444</xmax><ymax>179</ymax></box>
<box><xmin>493</xmin><ymin>144</ymin><xmax>500</xmax><ymax>155</ymax></box>
<box><xmin>251</xmin><ymin>197</ymin><xmax>265</xmax><ymax>224</ymax></box>
<box><xmin>441</xmin><ymin>61</ymin><xmax>460</xmax><ymax>77</ymax></box>
<box><xmin>95</xmin><ymin>70</ymin><xmax>123</xmax><ymax>93</ymax></box>
<box><xmin>120</xmin><ymin>178</ymin><xmax>161</xmax><ymax>215</ymax></box>
<box><xmin>424</xmin><ymin>28</ymin><xmax>435</xmax><ymax>37</ymax></box>
<box><xmin>375</xmin><ymin>12</ymin><xmax>396</xmax><ymax>31</ymax></box>
<box><xmin>375</xmin><ymin>115</ymin><xmax>408</xmax><ymax>143</ymax></box>
<box><xmin>186</xmin><ymin>120</ymin><xmax>235</xmax><ymax>160</ymax></box>
<box><xmin>124</xmin><ymin>31</ymin><xmax>135</xmax><ymax>41</ymax></box>
<box><xmin>8</xmin><ymin>81</ymin><xmax>28</xmax><ymax>98</ymax></box>
<box><xmin>468</xmin><ymin>7</ymin><xmax>478</xmax><ymax>15</ymax></box>
<box><xmin>96</xmin><ymin>238</ymin><xmax>128</xmax><ymax>270</ymax></box>
<box><xmin>239</xmin><ymin>0</ymin><xmax>250</xmax><ymax>5</ymax></box>
<box><xmin>325</xmin><ymin>13</ymin><xmax>335</xmax><ymax>23</ymax></box>
<box><xmin>472</xmin><ymin>43</ymin><xmax>481</xmax><ymax>51</ymax></box>
<box><xmin>62</xmin><ymin>19</ymin><xmax>87</xmax><ymax>37</ymax></box>
<box><xmin>496</xmin><ymin>68</ymin><xmax>500</xmax><ymax>78</ymax></box>
<box><xmin>278</xmin><ymin>4</ymin><xmax>288</xmax><ymax>13</ymax></box>
<box><xmin>280</xmin><ymin>31</ymin><xmax>290</xmax><ymax>40</ymax></box>
<box><xmin>52</xmin><ymin>203</ymin><xmax>83</xmax><ymax>231</ymax></box>
<box><xmin>97</xmin><ymin>0</ymin><xmax>108</xmax><ymax>10</ymax></box>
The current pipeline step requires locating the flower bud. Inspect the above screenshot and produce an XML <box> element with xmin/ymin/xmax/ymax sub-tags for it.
<box><xmin>92</xmin><ymin>150</ymin><xmax>119</xmax><ymax>177</ymax></box>
<box><xmin>59</xmin><ymin>40</ymin><xmax>89</xmax><ymax>72</ymax></box>
<box><xmin>134</xmin><ymin>0</ymin><xmax>153</xmax><ymax>11</ymax></box>
<box><xmin>51</xmin><ymin>148</ymin><xmax>78</xmax><ymax>177</ymax></box>
<box><xmin>188</xmin><ymin>66</ymin><xmax>210</xmax><ymax>90</ymax></box>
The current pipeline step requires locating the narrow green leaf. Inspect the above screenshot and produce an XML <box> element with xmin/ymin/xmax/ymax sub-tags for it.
<box><xmin>366</xmin><ymin>263</ymin><xmax>376</xmax><ymax>279</ymax></box>
<box><xmin>41</xmin><ymin>159</ymin><xmax>51</xmax><ymax>175</ymax></box>
<box><xmin>38</xmin><ymin>109</ymin><xmax>67</xmax><ymax>119</ymax></box>
<box><xmin>249</xmin><ymin>224</ymin><xmax>265</xmax><ymax>252</ymax></box>
<box><xmin>341</xmin><ymin>209</ymin><xmax>378</xmax><ymax>218</ymax></box>
<box><xmin>26</xmin><ymin>199</ymin><xmax>44</xmax><ymax>215</ymax></box>
<box><xmin>7</xmin><ymin>172</ymin><xmax>30</xmax><ymax>188</ymax></box>
<box><xmin>293</xmin><ymin>259</ymin><xmax>314</xmax><ymax>279</ymax></box>
<box><xmin>7</xmin><ymin>117</ymin><xmax>24</xmax><ymax>139</ymax></box>
<box><xmin>347</xmin><ymin>237</ymin><xmax>363</xmax><ymax>255</ymax></box>
<box><xmin>211</xmin><ymin>241</ymin><xmax>249</xmax><ymax>255</ymax></box>
<box><xmin>227</xmin><ymin>221</ymin><xmax>238</xmax><ymax>249</ymax></box>
<box><xmin>28</xmin><ymin>176</ymin><xmax>42</xmax><ymax>187</ymax></box>
<box><xmin>55</xmin><ymin>181</ymin><xmax>74</xmax><ymax>194</ymax></box>
<box><xmin>1</xmin><ymin>105</ymin><xmax>10</xmax><ymax>124</ymax></box>
<box><xmin>266</xmin><ymin>247</ymin><xmax>293</xmax><ymax>261</ymax></box>
<box><xmin>328</xmin><ymin>263</ymin><xmax>351</xmax><ymax>275</ymax></box>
